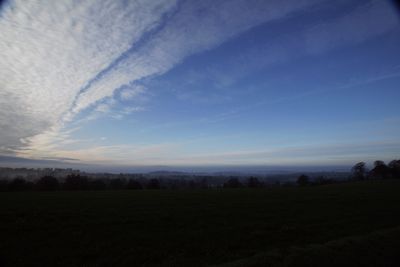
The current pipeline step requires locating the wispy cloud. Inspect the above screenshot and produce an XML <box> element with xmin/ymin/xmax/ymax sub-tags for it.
<box><xmin>70</xmin><ymin>0</ymin><xmax>328</xmax><ymax>115</ymax></box>
<box><xmin>158</xmin><ymin>140</ymin><xmax>400</xmax><ymax>166</ymax></box>
<box><xmin>1</xmin><ymin>0</ymin><xmax>327</xmax><ymax>156</ymax></box>
<box><xmin>25</xmin><ymin>139</ymin><xmax>400</xmax><ymax>166</ymax></box>
<box><xmin>32</xmin><ymin>143</ymin><xmax>179</xmax><ymax>165</ymax></box>
<box><xmin>0</xmin><ymin>0</ymin><xmax>178</xmax><ymax>153</ymax></box>
<box><xmin>1</xmin><ymin>0</ymin><xmax>398</xmax><ymax>165</ymax></box>
<box><xmin>167</xmin><ymin>0</ymin><xmax>399</xmax><ymax>102</ymax></box>
<box><xmin>119</xmin><ymin>85</ymin><xmax>147</xmax><ymax>101</ymax></box>
<box><xmin>304</xmin><ymin>0</ymin><xmax>399</xmax><ymax>55</ymax></box>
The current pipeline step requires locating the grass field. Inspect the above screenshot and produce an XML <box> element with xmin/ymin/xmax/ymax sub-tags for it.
<box><xmin>1</xmin><ymin>180</ymin><xmax>400</xmax><ymax>266</ymax></box>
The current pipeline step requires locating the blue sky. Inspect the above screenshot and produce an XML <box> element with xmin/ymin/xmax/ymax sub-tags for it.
<box><xmin>0</xmin><ymin>0</ymin><xmax>399</xmax><ymax>170</ymax></box>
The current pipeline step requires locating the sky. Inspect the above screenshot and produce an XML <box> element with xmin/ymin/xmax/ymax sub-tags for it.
<box><xmin>0</xmin><ymin>0</ymin><xmax>400</xmax><ymax>171</ymax></box>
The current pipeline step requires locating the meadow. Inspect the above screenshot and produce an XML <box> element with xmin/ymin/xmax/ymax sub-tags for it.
<box><xmin>1</xmin><ymin>180</ymin><xmax>400</xmax><ymax>266</ymax></box>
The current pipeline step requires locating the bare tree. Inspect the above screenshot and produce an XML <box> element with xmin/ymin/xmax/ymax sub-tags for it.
<box><xmin>352</xmin><ymin>162</ymin><xmax>367</xmax><ymax>180</ymax></box>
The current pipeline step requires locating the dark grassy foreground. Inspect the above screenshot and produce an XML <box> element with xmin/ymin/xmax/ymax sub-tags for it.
<box><xmin>1</xmin><ymin>180</ymin><xmax>400</xmax><ymax>267</ymax></box>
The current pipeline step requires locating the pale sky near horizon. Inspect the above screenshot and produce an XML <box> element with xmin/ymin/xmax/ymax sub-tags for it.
<box><xmin>1</xmin><ymin>0</ymin><xmax>400</xmax><ymax>169</ymax></box>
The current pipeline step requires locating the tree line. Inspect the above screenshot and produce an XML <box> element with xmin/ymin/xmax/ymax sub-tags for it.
<box><xmin>0</xmin><ymin>174</ymin><xmax>266</xmax><ymax>191</ymax></box>
<box><xmin>296</xmin><ymin>159</ymin><xmax>400</xmax><ymax>186</ymax></box>
<box><xmin>0</xmin><ymin>159</ymin><xmax>399</xmax><ymax>191</ymax></box>
<box><xmin>350</xmin><ymin>160</ymin><xmax>400</xmax><ymax>180</ymax></box>
<box><xmin>0</xmin><ymin>174</ymin><xmax>156</xmax><ymax>192</ymax></box>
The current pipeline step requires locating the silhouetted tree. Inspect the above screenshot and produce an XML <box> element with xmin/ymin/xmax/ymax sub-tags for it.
<box><xmin>370</xmin><ymin>160</ymin><xmax>391</xmax><ymax>179</ymax></box>
<box><xmin>352</xmin><ymin>162</ymin><xmax>367</xmax><ymax>180</ymax></box>
<box><xmin>297</xmin><ymin>174</ymin><xmax>309</xmax><ymax>186</ymax></box>
<box><xmin>36</xmin><ymin>176</ymin><xmax>59</xmax><ymax>191</ymax></box>
<box><xmin>64</xmin><ymin>174</ymin><xmax>89</xmax><ymax>190</ymax></box>
<box><xmin>388</xmin><ymin>160</ymin><xmax>400</xmax><ymax>178</ymax></box>
<box><xmin>247</xmin><ymin>177</ymin><xmax>262</xmax><ymax>188</ymax></box>
<box><xmin>126</xmin><ymin>179</ymin><xmax>142</xmax><ymax>190</ymax></box>
<box><xmin>223</xmin><ymin>178</ymin><xmax>242</xmax><ymax>188</ymax></box>
<box><xmin>147</xmin><ymin>178</ymin><xmax>160</xmax><ymax>189</ymax></box>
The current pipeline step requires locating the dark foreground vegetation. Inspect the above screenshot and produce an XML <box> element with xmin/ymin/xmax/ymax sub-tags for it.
<box><xmin>1</xmin><ymin>179</ymin><xmax>400</xmax><ymax>266</ymax></box>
